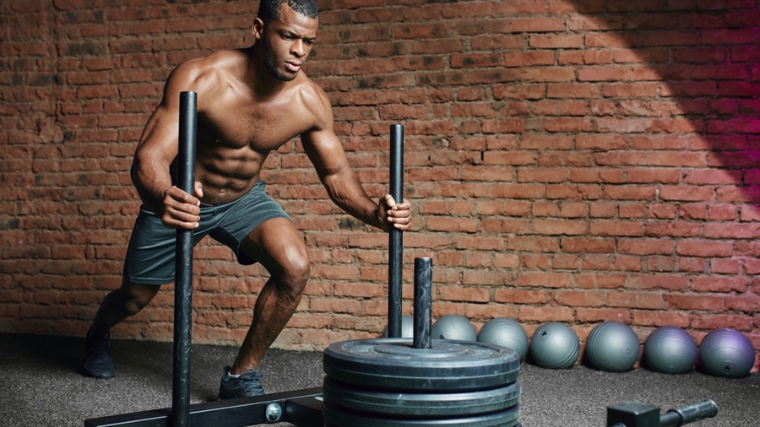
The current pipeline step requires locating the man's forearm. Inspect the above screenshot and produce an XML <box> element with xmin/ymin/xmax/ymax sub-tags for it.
<box><xmin>130</xmin><ymin>158</ymin><xmax>173</xmax><ymax>215</ymax></box>
<box><xmin>323</xmin><ymin>171</ymin><xmax>384</xmax><ymax>230</ymax></box>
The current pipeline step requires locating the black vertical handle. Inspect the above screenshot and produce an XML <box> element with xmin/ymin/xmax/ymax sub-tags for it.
<box><xmin>387</xmin><ymin>124</ymin><xmax>404</xmax><ymax>338</ymax></box>
<box><xmin>172</xmin><ymin>91</ymin><xmax>197</xmax><ymax>427</ymax></box>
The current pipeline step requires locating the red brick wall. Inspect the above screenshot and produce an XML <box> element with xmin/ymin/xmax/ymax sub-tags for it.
<box><xmin>1</xmin><ymin>0</ymin><xmax>758</xmax><ymax>370</ymax></box>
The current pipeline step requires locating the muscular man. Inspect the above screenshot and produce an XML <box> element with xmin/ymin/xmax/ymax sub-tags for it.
<box><xmin>82</xmin><ymin>0</ymin><xmax>412</xmax><ymax>400</ymax></box>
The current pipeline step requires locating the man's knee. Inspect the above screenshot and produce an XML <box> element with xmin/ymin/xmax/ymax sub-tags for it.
<box><xmin>279</xmin><ymin>253</ymin><xmax>310</xmax><ymax>296</ymax></box>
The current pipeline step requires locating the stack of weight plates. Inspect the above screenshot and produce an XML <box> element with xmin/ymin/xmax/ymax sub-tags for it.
<box><xmin>323</xmin><ymin>338</ymin><xmax>521</xmax><ymax>427</ymax></box>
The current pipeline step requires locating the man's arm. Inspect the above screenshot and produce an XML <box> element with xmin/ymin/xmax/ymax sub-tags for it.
<box><xmin>300</xmin><ymin>89</ymin><xmax>412</xmax><ymax>232</ymax></box>
<box><xmin>131</xmin><ymin>60</ymin><xmax>215</xmax><ymax>229</ymax></box>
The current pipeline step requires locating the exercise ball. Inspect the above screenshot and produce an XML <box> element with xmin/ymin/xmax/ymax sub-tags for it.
<box><xmin>478</xmin><ymin>318</ymin><xmax>529</xmax><ymax>361</ymax></box>
<box><xmin>383</xmin><ymin>315</ymin><xmax>414</xmax><ymax>338</ymax></box>
<box><xmin>431</xmin><ymin>315</ymin><xmax>477</xmax><ymax>341</ymax></box>
<box><xmin>529</xmin><ymin>322</ymin><xmax>580</xmax><ymax>369</ymax></box>
<box><xmin>699</xmin><ymin>328</ymin><xmax>755</xmax><ymax>378</ymax></box>
<box><xmin>643</xmin><ymin>326</ymin><xmax>697</xmax><ymax>374</ymax></box>
<box><xmin>586</xmin><ymin>321</ymin><xmax>640</xmax><ymax>372</ymax></box>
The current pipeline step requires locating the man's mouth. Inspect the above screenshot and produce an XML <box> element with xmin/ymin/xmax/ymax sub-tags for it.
<box><xmin>285</xmin><ymin>61</ymin><xmax>302</xmax><ymax>72</ymax></box>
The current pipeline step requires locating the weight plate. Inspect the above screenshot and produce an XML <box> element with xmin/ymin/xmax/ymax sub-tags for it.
<box><xmin>323</xmin><ymin>338</ymin><xmax>520</xmax><ymax>391</ymax></box>
<box><xmin>323</xmin><ymin>402</ymin><xmax>520</xmax><ymax>427</ymax></box>
<box><xmin>323</xmin><ymin>376</ymin><xmax>520</xmax><ymax>417</ymax></box>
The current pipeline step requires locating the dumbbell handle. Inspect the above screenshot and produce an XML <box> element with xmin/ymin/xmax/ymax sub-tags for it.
<box><xmin>609</xmin><ymin>400</ymin><xmax>718</xmax><ymax>427</ymax></box>
<box><xmin>660</xmin><ymin>400</ymin><xmax>718</xmax><ymax>427</ymax></box>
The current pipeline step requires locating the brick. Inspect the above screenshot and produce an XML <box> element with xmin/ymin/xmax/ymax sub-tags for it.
<box><xmin>529</xmin><ymin>34</ymin><xmax>582</xmax><ymax>49</ymax></box>
<box><xmin>533</xmin><ymin>219</ymin><xmax>587</xmax><ymax>235</ymax></box>
<box><xmin>691</xmin><ymin>276</ymin><xmax>749</xmax><ymax>293</ymax></box>
<box><xmin>517</xmin><ymin>167</ymin><xmax>567</xmax><ymax>183</ymax></box>
<box><xmin>451</xmin><ymin>53</ymin><xmax>502</xmax><ymax>69</ymax></box>
<box><xmin>577</xmin><ymin>308</ymin><xmax>631</xmax><ymax>324</ymax></box>
<box><xmin>603</xmin><ymin>185</ymin><xmax>656</xmax><ymax>201</ymax></box>
<box><xmin>705</xmin><ymin>223</ymin><xmax>760</xmax><ymax>239</ymax></box>
<box><xmin>517</xmin><ymin>272</ymin><xmax>571</xmax><ymax>288</ymax></box>
<box><xmin>626</xmin><ymin>168</ymin><xmax>680</xmax><ymax>184</ymax></box>
<box><xmin>612</xmin><ymin>255</ymin><xmax>638</xmax><ymax>272</ymax></box>
<box><xmin>618</xmin><ymin>239</ymin><xmax>674</xmax><ymax>255</ymax></box>
<box><xmin>676</xmin><ymin>240</ymin><xmax>734</xmax><ymax>257</ymax></box>
<box><xmin>632</xmin><ymin>311</ymin><xmax>690</xmax><ymax>328</ymax></box>
<box><xmin>618</xmin><ymin>204</ymin><xmax>645</xmax><ymax>219</ymax></box>
<box><xmin>462</xmin><ymin>269</ymin><xmax>514</xmax><ymax>286</ymax></box>
<box><xmin>590</xmin><ymin>221</ymin><xmax>644</xmax><ymax>237</ymax></box>
<box><xmin>439</xmin><ymin>286</ymin><xmax>490</xmax><ymax>303</ymax></box>
<box><xmin>664</xmin><ymin>294</ymin><xmax>724</xmax><ymax>311</ymax></box>
<box><xmin>606</xmin><ymin>291</ymin><xmax>663</xmax><ymax>309</ymax></box>
<box><xmin>692</xmin><ymin>314</ymin><xmax>754</xmax><ymax>331</ymax></box>
<box><xmin>709</xmin><ymin>205</ymin><xmax>738</xmax><ymax>221</ymax></box>
<box><xmin>521</xmin><ymin>134</ymin><xmax>573</xmax><ymax>150</ymax></box>
<box><xmin>578</xmin><ymin>66</ymin><xmax>632</xmax><ymax>82</ymax></box>
<box><xmin>554</xmin><ymin>290</ymin><xmax>606</xmax><ymax>307</ymax></box>
<box><xmin>491</xmin><ymin>184</ymin><xmax>545</xmax><ymax>199</ymax></box>
<box><xmin>507</xmin><ymin>236</ymin><xmax>559</xmax><ymax>252</ymax></box>
<box><xmin>725</xmin><ymin>294</ymin><xmax>760</xmax><ymax>312</ymax></box>
<box><xmin>482</xmin><ymin>218</ymin><xmax>532</xmax><ymax>234</ymax></box>
<box><xmin>659</xmin><ymin>186</ymin><xmax>715</xmax><ymax>202</ymax></box>
<box><xmin>505</xmin><ymin>51</ymin><xmax>555</xmax><ymax>68</ymax></box>
<box><xmin>494</xmin><ymin>289</ymin><xmax>549</xmax><ymax>305</ymax></box>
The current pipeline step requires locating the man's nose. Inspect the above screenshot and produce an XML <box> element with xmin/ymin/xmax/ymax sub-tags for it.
<box><xmin>292</xmin><ymin>40</ymin><xmax>305</xmax><ymax>57</ymax></box>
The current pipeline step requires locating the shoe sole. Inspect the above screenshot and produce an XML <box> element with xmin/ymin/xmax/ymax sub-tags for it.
<box><xmin>83</xmin><ymin>368</ymin><xmax>115</xmax><ymax>379</ymax></box>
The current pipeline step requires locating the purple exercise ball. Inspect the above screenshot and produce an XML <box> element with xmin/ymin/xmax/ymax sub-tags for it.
<box><xmin>699</xmin><ymin>328</ymin><xmax>755</xmax><ymax>378</ymax></box>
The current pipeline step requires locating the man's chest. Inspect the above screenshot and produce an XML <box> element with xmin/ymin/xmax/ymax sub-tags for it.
<box><xmin>199</xmin><ymin>103</ymin><xmax>310</xmax><ymax>152</ymax></box>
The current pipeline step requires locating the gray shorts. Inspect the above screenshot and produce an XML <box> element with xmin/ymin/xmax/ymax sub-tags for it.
<box><xmin>123</xmin><ymin>179</ymin><xmax>290</xmax><ymax>285</ymax></box>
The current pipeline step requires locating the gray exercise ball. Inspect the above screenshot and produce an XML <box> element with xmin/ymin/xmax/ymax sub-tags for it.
<box><xmin>477</xmin><ymin>318</ymin><xmax>529</xmax><ymax>361</ymax></box>
<box><xmin>643</xmin><ymin>326</ymin><xmax>697</xmax><ymax>374</ymax></box>
<box><xmin>431</xmin><ymin>314</ymin><xmax>477</xmax><ymax>341</ymax></box>
<box><xmin>383</xmin><ymin>315</ymin><xmax>414</xmax><ymax>338</ymax></box>
<box><xmin>529</xmin><ymin>322</ymin><xmax>580</xmax><ymax>369</ymax></box>
<box><xmin>586</xmin><ymin>321</ymin><xmax>640</xmax><ymax>372</ymax></box>
<box><xmin>699</xmin><ymin>328</ymin><xmax>755</xmax><ymax>378</ymax></box>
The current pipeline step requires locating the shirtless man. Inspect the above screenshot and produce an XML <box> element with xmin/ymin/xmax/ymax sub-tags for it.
<box><xmin>82</xmin><ymin>0</ymin><xmax>412</xmax><ymax>400</ymax></box>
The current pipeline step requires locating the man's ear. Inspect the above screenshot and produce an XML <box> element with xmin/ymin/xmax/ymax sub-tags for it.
<box><xmin>251</xmin><ymin>17</ymin><xmax>264</xmax><ymax>40</ymax></box>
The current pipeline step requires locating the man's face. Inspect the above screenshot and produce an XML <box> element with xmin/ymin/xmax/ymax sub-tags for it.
<box><xmin>260</xmin><ymin>5</ymin><xmax>318</xmax><ymax>81</ymax></box>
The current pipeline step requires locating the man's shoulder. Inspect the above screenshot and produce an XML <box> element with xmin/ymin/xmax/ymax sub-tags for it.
<box><xmin>168</xmin><ymin>49</ymin><xmax>246</xmax><ymax>95</ymax></box>
<box><xmin>290</xmin><ymin>74</ymin><xmax>332</xmax><ymax>130</ymax></box>
<box><xmin>294</xmin><ymin>73</ymin><xmax>331</xmax><ymax>113</ymax></box>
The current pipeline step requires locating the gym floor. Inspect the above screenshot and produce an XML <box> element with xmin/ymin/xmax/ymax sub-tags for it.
<box><xmin>1</xmin><ymin>333</ymin><xmax>758</xmax><ymax>427</ymax></box>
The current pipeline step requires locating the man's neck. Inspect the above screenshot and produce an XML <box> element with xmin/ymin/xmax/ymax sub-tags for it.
<box><xmin>245</xmin><ymin>45</ymin><xmax>291</xmax><ymax>99</ymax></box>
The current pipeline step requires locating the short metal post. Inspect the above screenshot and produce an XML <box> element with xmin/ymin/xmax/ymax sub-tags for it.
<box><xmin>413</xmin><ymin>257</ymin><xmax>432</xmax><ymax>349</ymax></box>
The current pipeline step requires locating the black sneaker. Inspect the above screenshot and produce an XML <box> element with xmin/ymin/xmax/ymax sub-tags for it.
<box><xmin>218</xmin><ymin>366</ymin><xmax>265</xmax><ymax>399</ymax></box>
<box><xmin>83</xmin><ymin>330</ymin><xmax>115</xmax><ymax>379</ymax></box>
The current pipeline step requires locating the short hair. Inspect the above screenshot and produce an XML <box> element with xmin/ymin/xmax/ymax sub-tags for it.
<box><xmin>258</xmin><ymin>0</ymin><xmax>319</xmax><ymax>22</ymax></box>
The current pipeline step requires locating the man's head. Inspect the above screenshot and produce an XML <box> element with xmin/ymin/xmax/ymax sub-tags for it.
<box><xmin>258</xmin><ymin>0</ymin><xmax>319</xmax><ymax>23</ymax></box>
<box><xmin>253</xmin><ymin>0</ymin><xmax>319</xmax><ymax>82</ymax></box>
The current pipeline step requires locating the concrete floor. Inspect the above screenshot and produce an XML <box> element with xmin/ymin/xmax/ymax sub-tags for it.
<box><xmin>1</xmin><ymin>333</ymin><xmax>758</xmax><ymax>427</ymax></box>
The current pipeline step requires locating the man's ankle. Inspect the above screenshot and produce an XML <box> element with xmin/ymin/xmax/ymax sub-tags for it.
<box><xmin>87</xmin><ymin>326</ymin><xmax>109</xmax><ymax>339</ymax></box>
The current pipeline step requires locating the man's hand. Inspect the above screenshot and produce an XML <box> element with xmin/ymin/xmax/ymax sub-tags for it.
<box><xmin>161</xmin><ymin>181</ymin><xmax>203</xmax><ymax>229</ymax></box>
<box><xmin>378</xmin><ymin>194</ymin><xmax>412</xmax><ymax>232</ymax></box>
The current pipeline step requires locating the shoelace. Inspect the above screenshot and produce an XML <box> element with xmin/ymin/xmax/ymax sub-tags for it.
<box><xmin>237</xmin><ymin>371</ymin><xmax>264</xmax><ymax>393</ymax></box>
